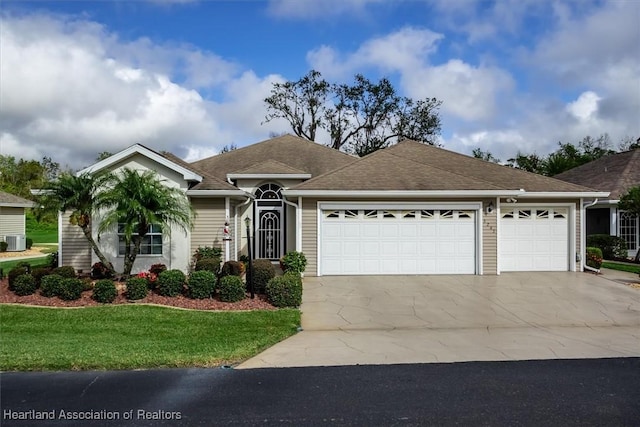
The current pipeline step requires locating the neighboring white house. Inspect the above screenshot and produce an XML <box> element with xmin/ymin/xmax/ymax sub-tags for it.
<box><xmin>555</xmin><ymin>148</ymin><xmax>640</xmax><ymax>259</ymax></box>
<box><xmin>0</xmin><ymin>190</ymin><xmax>35</xmax><ymax>251</ymax></box>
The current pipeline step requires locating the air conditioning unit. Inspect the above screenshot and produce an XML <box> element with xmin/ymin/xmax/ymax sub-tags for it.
<box><xmin>6</xmin><ymin>235</ymin><xmax>26</xmax><ymax>252</ymax></box>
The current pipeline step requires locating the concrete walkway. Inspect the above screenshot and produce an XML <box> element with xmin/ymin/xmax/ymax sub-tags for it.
<box><xmin>238</xmin><ymin>271</ymin><xmax>640</xmax><ymax>368</ymax></box>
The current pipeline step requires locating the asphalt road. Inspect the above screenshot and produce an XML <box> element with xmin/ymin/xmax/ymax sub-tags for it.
<box><xmin>2</xmin><ymin>358</ymin><xmax>638</xmax><ymax>426</ymax></box>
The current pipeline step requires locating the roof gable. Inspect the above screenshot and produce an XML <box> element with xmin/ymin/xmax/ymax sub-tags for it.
<box><xmin>553</xmin><ymin>149</ymin><xmax>640</xmax><ymax>199</ymax></box>
<box><xmin>79</xmin><ymin>144</ymin><xmax>203</xmax><ymax>183</ymax></box>
<box><xmin>191</xmin><ymin>134</ymin><xmax>356</xmax><ymax>180</ymax></box>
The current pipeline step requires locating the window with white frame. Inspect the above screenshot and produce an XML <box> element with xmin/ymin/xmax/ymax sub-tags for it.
<box><xmin>619</xmin><ymin>211</ymin><xmax>638</xmax><ymax>251</ymax></box>
<box><xmin>118</xmin><ymin>224</ymin><xmax>163</xmax><ymax>256</ymax></box>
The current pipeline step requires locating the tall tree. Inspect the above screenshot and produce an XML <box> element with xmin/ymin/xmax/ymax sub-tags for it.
<box><xmin>37</xmin><ymin>172</ymin><xmax>116</xmax><ymax>274</ymax></box>
<box><xmin>98</xmin><ymin>169</ymin><xmax>194</xmax><ymax>277</ymax></box>
<box><xmin>264</xmin><ymin>70</ymin><xmax>442</xmax><ymax>156</ymax></box>
<box><xmin>618</xmin><ymin>186</ymin><xmax>640</xmax><ymax>262</ymax></box>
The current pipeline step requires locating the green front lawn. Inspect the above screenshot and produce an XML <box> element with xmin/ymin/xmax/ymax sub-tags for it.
<box><xmin>26</xmin><ymin>229</ymin><xmax>58</xmax><ymax>244</ymax></box>
<box><xmin>0</xmin><ymin>257</ymin><xmax>51</xmax><ymax>273</ymax></box>
<box><xmin>602</xmin><ymin>261</ymin><xmax>640</xmax><ymax>275</ymax></box>
<box><xmin>0</xmin><ymin>305</ymin><xmax>300</xmax><ymax>371</ymax></box>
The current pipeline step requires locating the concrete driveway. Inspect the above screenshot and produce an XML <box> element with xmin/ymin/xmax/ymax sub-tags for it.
<box><xmin>238</xmin><ymin>271</ymin><xmax>640</xmax><ymax>368</ymax></box>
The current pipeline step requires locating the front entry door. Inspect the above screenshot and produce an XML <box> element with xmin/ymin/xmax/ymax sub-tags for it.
<box><xmin>254</xmin><ymin>183</ymin><xmax>285</xmax><ymax>260</ymax></box>
<box><xmin>256</xmin><ymin>207</ymin><xmax>284</xmax><ymax>260</ymax></box>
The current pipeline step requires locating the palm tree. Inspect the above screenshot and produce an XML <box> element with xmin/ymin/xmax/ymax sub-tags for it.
<box><xmin>98</xmin><ymin>168</ymin><xmax>194</xmax><ymax>277</ymax></box>
<box><xmin>38</xmin><ymin>172</ymin><xmax>116</xmax><ymax>275</ymax></box>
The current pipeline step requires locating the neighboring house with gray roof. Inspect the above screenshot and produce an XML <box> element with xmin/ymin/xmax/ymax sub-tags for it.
<box><xmin>555</xmin><ymin>148</ymin><xmax>640</xmax><ymax>258</ymax></box>
<box><xmin>0</xmin><ymin>191</ymin><xmax>35</xmax><ymax>251</ymax></box>
<box><xmin>59</xmin><ymin>134</ymin><xmax>608</xmax><ymax>276</ymax></box>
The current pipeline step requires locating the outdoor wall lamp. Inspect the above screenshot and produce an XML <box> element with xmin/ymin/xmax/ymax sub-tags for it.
<box><xmin>485</xmin><ymin>201</ymin><xmax>495</xmax><ymax>214</ymax></box>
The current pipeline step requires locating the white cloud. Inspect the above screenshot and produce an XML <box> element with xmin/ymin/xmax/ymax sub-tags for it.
<box><xmin>0</xmin><ymin>12</ymin><xmax>284</xmax><ymax>168</ymax></box>
<box><xmin>566</xmin><ymin>91</ymin><xmax>601</xmax><ymax>122</ymax></box>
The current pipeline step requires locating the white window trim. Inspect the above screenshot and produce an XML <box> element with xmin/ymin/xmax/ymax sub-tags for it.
<box><xmin>118</xmin><ymin>224</ymin><xmax>164</xmax><ymax>257</ymax></box>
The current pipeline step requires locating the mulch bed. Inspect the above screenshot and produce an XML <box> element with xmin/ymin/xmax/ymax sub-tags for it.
<box><xmin>0</xmin><ymin>279</ymin><xmax>275</xmax><ymax>311</ymax></box>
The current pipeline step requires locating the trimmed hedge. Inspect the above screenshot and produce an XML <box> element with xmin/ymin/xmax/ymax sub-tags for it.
<box><xmin>126</xmin><ymin>277</ymin><xmax>148</xmax><ymax>300</ymax></box>
<box><xmin>156</xmin><ymin>269</ymin><xmax>186</xmax><ymax>297</ymax></box>
<box><xmin>31</xmin><ymin>267</ymin><xmax>52</xmax><ymax>287</ymax></box>
<box><xmin>250</xmin><ymin>259</ymin><xmax>276</xmax><ymax>294</ymax></box>
<box><xmin>220</xmin><ymin>261</ymin><xmax>244</xmax><ymax>278</ymax></box>
<box><xmin>13</xmin><ymin>274</ymin><xmax>37</xmax><ymax>296</ymax></box>
<box><xmin>586</xmin><ymin>234</ymin><xmax>628</xmax><ymax>260</ymax></box>
<box><xmin>586</xmin><ymin>247</ymin><xmax>603</xmax><ymax>269</ymax></box>
<box><xmin>195</xmin><ymin>257</ymin><xmax>221</xmax><ymax>276</ymax></box>
<box><xmin>58</xmin><ymin>278</ymin><xmax>84</xmax><ymax>301</ymax></box>
<box><xmin>93</xmin><ymin>279</ymin><xmax>117</xmax><ymax>303</ymax></box>
<box><xmin>218</xmin><ymin>275</ymin><xmax>245</xmax><ymax>303</ymax></box>
<box><xmin>52</xmin><ymin>266</ymin><xmax>76</xmax><ymax>279</ymax></box>
<box><xmin>40</xmin><ymin>274</ymin><xmax>64</xmax><ymax>298</ymax></box>
<box><xmin>26</xmin><ymin>237</ymin><xmax>33</xmax><ymax>250</ymax></box>
<box><xmin>8</xmin><ymin>266</ymin><xmax>29</xmax><ymax>291</ymax></box>
<box><xmin>187</xmin><ymin>270</ymin><xmax>216</xmax><ymax>299</ymax></box>
<box><xmin>280</xmin><ymin>251</ymin><xmax>307</xmax><ymax>274</ymax></box>
<box><xmin>266</xmin><ymin>272</ymin><xmax>303</xmax><ymax>308</ymax></box>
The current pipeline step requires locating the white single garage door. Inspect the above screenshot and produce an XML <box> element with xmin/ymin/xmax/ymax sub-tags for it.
<box><xmin>500</xmin><ymin>207</ymin><xmax>569</xmax><ymax>272</ymax></box>
<box><xmin>320</xmin><ymin>208</ymin><xmax>476</xmax><ymax>275</ymax></box>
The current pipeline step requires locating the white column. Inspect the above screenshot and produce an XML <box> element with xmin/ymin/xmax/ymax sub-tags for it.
<box><xmin>609</xmin><ymin>206</ymin><xmax>617</xmax><ymax>236</ymax></box>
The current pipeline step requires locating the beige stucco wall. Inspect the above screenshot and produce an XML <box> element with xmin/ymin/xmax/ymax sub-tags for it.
<box><xmin>0</xmin><ymin>207</ymin><xmax>26</xmax><ymax>239</ymax></box>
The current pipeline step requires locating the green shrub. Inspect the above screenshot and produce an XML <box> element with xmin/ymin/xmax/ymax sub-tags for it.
<box><xmin>31</xmin><ymin>267</ymin><xmax>52</xmax><ymax>287</ymax></box>
<box><xmin>586</xmin><ymin>234</ymin><xmax>628</xmax><ymax>260</ymax></box>
<box><xmin>280</xmin><ymin>251</ymin><xmax>307</xmax><ymax>274</ymax></box>
<box><xmin>26</xmin><ymin>237</ymin><xmax>33</xmax><ymax>250</ymax></box>
<box><xmin>93</xmin><ymin>279</ymin><xmax>117</xmax><ymax>303</ymax></box>
<box><xmin>187</xmin><ymin>270</ymin><xmax>216</xmax><ymax>299</ymax></box>
<box><xmin>91</xmin><ymin>262</ymin><xmax>114</xmax><ymax>279</ymax></box>
<box><xmin>195</xmin><ymin>257</ymin><xmax>221</xmax><ymax>276</ymax></box>
<box><xmin>47</xmin><ymin>251</ymin><xmax>59</xmax><ymax>268</ymax></box>
<box><xmin>13</xmin><ymin>274</ymin><xmax>37</xmax><ymax>296</ymax></box>
<box><xmin>218</xmin><ymin>275</ymin><xmax>246</xmax><ymax>302</ymax></box>
<box><xmin>126</xmin><ymin>277</ymin><xmax>149</xmax><ymax>300</ymax></box>
<box><xmin>193</xmin><ymin>246</ymin><xmax>222</xmax><ymax>261</ymax></box>
<box><xmin>250</xmin><ymin>259</ymin><xmax>276</xmax><ymax>293</ymax></box>
<box><xmin>586</xmin><ymin>247</ymin><xmax>604</xmax><ymax>269</ymax></box>
<box><xmin>156</xmin><ymin>269</ymin><xmax>186</xmax><ymax>297</ymax></box>
<box><xmin>40</xmin><ymin>274</ymin><xmax>64</xmax><ymax>297</ymax></box>
<box><xmin>266</xmin><ymin>272</ymin><xmax>303</xmax><ymax>308</ymax></box>
<box><xmin>220</xmin><ymin>261</ymin><xmax>244</xmax><ymax>278</ymax></box>
<box><xmin>52</xmin><ymin>265</ymin><xmax>76</xmax><ymax>279</ymax></box>
<box><xmin>8</xmin><ymin>266</ymin><xmax>29</xmax><ymax>291</ymax></box>
<box><xmin>0</xmin><ymin>241</ymin><xmax>7</xmax><ymax>252</ymax></box>
<box><xmin>58</xmin><ymin>278</ymin><xmax>84</xmax><ymax>301</ymax></box>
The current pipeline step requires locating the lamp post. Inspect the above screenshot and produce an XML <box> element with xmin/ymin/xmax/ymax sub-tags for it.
<box><xmin>244</xmin><ymin>217</ymin><xmax>254</xmax><ymax>299</ymax></box>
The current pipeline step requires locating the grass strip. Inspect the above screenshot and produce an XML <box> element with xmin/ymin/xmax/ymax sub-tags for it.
<box><xmin>601</xmin><ymin>261</ymin><xmax>640</xmax><ymax>275</ymax></box>
<box><xmin>0</xmin><ymin>305</ymin><xmax>300</xmax><ymax>371</ymax></box>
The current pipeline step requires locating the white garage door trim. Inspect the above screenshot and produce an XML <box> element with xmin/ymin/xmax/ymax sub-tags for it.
<box><xmin>498</xmin><ymin>203</ymin><xmax>575</xmax><ymax>272</ymax></box>
<box><xmin>317</xmin><ymin>202</ymin><xmax>482</xmax><ymax>276</ymax></box>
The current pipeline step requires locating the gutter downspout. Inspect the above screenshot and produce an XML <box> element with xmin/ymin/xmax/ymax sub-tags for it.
<box><xmin>283</xmin><ymin>197</ymin><xmax>301</xmax><ymax>252</ymax></box>
<box><xmin>582</xmin><ymin>199</ymin><xmax>598</xmax><ymax>273</ymax></box>
<box><xmin>234</xmin><ymin>195</ymin><xmax>254</xmax><ymax>261</ymax></box>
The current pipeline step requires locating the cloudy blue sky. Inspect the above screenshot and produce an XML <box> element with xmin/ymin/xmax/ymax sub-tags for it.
<box><xmin>1</xmin><ymin>0</ymin><xmax>638</xmax><ymax>169</ymax></box>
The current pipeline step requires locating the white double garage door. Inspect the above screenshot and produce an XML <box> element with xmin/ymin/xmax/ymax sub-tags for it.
<box><xmin>319</xmin><ymin>204</ymin><xmax>570</xmax><ymax>275</ymax></box>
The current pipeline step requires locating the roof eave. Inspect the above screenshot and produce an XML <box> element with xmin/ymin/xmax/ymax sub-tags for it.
<box><xmin>0</xmin><ymin>202</ymin><xmax>35</xmax><ymax>208</ymax></box>
<box><xmin>186</xmin><ymin>190</ymin><xmax>253</xmax><ymax>199</ymax></box>
<box><xmin>78</xmin><ymin>144</ymin><xmax>203</xmax><ymax>182</ymax></box>
<box><xmin>282</xmin><ymin>190</ymin><xmax>525</xmax><ymax>198</ymax></box>
<box><xmin>517</xmin><ymin>192</ymin><xmax>610</xmax><ymax>198</ymax></box>
<box><xmin>227</xmin><ymin>173</ymin><xmax>312</xmax><ymax>180</ymax></box>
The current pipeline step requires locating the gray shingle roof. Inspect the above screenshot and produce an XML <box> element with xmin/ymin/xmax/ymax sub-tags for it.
<box><xmin>292</xmin><ymin>140</ymin><xmax>599</xmax><ymax>192</ymax></box>
<box><xmin>553</xmin><ymin>149</ymin><xmax>640</xmax><ymax>200</ymax></box>
<box><xmin>0</xmin><ymin>191</ymin><xmax>35</xmax><ymax>207</ymax></box>
<box><xmin>159</xmin><ymin>151</ymin><xmax>238</xmax><ymax>191</ymax></box>
<box><xmin>230</xmin><ymin>159</ymin><xmax>309</xmax><ymax>175</ymax></box>
<box><xmin>191</xmin><ymin>134</ymin><xmax>356</xmax><ymax>180</ymax></box>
